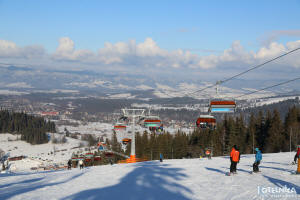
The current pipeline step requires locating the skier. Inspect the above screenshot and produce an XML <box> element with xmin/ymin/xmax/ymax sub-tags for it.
<box><xmin>160</xmin><ymin>153</ymin><xmax>163</xmax><ymax>162</ymax></box>
<box><xmin>295</xmin><ymin>145</ymin><xmax>300</xmax><ymax>174</ymax></box>
<box><xmin>293</xmin><ymin>145</ymin><xmax>300</xmax><ymax>164</ymax></box>
<box><xmin>2</xmin><ymin>162</ymin><xmax>5</xmax><ymax>171</ymax></box>
<box><xmin>79</xmin><ymin>159</ymin><xmax>84</xmax><ymax>169</ymax></box>
<box><xmin>230</xmin><ymin>145</ymin><xmax>240</xmax><ymax>174</ymax></box>
<box><xmin>205</xmin><ymin>149</ymin><xmax>212</xmax><ymax>159</ymax></box>
<box><xmin>253</xmin><ymin>148</ymin><xmax>262</xmax><ymax>172</ymax></box>
<box><xmin>67</xmin><ymin>159</ymin><xmax>72</xmax><ymax>170</ymax></box>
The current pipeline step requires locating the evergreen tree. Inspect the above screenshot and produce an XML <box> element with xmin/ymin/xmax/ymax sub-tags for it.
<box><xmin>284</xmin><ymin>106</ymin><xmax>300</xmax><ymax>151</ymax></box>
<box><xmin>245</xmin><ymin>113</ymin><xmax>256</xmax><ymax>154</ymax></box>
<box><xmin>266</xmin><ymin>109</ymin><xmax>285</xmax><ymax>153</ymax></box>
<box><xmin>0</xmin><ymin>110</ymin><xmax>55</xmax><ymax>144</ymax></box>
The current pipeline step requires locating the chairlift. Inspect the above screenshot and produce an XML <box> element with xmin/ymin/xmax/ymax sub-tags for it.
<box><xmin>196</xmin><ymin>115</ymin><xmax>216</xmax><ymax>129</ymax></box>
<box><xmin>144</xmin><ymin>118</ymin><xmax>161</xmax><ymax>128</ymax></box>
<box><xmin>122</xmin><ymin>138</ymin><xmax>131</xmax><ymax>145</ymax></box>
<box><xmin>113</xmin><ymin>122</ymin><xmax>127</xmax><ymax>131</ymax></box>
<box><xmin>209</xmin><ymin>100</ymin><xmax>236</xmax><ymax>113</ymax></box>
<box><xmin>208</xmin><ymin>81</ymin><xmax>236</xmax><ymax>113</ymax></box>
<box><xmin>113</xmin><ymin>113</ymin><xmax>128</xmax><ymax>131</ymax></box>
<box><xmin>141</xmin><ymin>108</ymin><xmax>163</xmax><ymax>131</ymax></box>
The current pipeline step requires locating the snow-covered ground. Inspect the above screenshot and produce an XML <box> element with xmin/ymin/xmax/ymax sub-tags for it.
<box><xmin>0</xmin><ymin>152</ymin><xmax>299</xmax><ymax>200</ymax></box>
<box><xmin>253</xmin><ymin>96</ymin><xmax>300</xmax><ymax>107</ymax></box>
<box><xmin>57</xmin><ymin>121</ymin><xmax>114</xmax><ymax>136</ymax></box>
<box><xmin>57</xmin><ymin>121</ymin><xmax>193</xmax><ymax>140</ymax></box>
<box><xmin>0</xmin><ymin>134</ymin><xmax>86</xmax><ymax>171</ymax></box>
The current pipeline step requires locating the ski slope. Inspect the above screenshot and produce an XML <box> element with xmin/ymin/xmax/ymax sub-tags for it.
<box><xmin>0</xmin><ymin>152</ymin><xmax>299</xmax><ymax>200</ymax></box>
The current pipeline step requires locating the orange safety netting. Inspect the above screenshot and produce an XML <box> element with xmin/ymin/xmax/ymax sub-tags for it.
<box><xmin>118</xmin><ymin>155</ymin><xmax>149</xmax><ymax>164</ymax></box>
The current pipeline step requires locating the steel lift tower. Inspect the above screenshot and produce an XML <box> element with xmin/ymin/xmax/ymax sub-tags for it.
<box><xmin>121</xmin><ymin>108</ymin><xmax>145</xmax><ymax>163</ymax></box>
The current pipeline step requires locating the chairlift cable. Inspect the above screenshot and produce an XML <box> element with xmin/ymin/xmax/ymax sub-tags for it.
<box><xmin>234</xmin><ymin>77</ymin><xmax>300</xmax><ymax>99</ymax></box>
<box><xmin>157</xmin><ymin>47</ymin><xmax>300</xmax><ymax>104</ymax></box>
<box><xmin>188</xmin><ymin>47</ymin><xmax>300</xmax><ymax>96</ymax></box>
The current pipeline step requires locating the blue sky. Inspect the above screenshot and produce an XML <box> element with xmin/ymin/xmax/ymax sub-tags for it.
<box><xmin>0</xmin><ymin>0</ymin><xmax>300</xmax><ymax>88</ymax></box>
<box><xmin>1</xmin><ymin>0</ymin><xmax>300</xmax><ymax>53</ymax></box>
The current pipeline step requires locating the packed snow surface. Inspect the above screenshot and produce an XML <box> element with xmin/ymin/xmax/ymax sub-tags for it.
<box><xmin>0</xmin><ymin>152</ymin><xmax>299</xmax><ymax>200</ymax></box>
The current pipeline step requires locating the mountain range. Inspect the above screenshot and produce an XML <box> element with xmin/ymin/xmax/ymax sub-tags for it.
<box><xmin>0</xmin><ymin>65</ymin><xmax>299</xmax><ymax>100</ymax></box>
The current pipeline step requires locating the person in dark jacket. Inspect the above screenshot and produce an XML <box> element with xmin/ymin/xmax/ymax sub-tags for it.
<box><xmin>230</xmin><ymin>145</ymin><xmax>240</xmax><ymax>174</ymax></box>
<box><xmin>79</xmin><ymin>159</ymin><xmax>84</xmax><ymax>169</ymax></box>
<box><xmin>253</xmin><ymin>148</ymin><xmax>262</xmax><ymax>172</ymax></box>
<box><xmin>67</xmin><ymin>159</ymin><xmax>72</xmax><ymax>170</ymax></box>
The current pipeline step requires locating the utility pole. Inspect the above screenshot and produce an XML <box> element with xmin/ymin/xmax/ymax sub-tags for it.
<box><xmin>253</xmin><ymin>132</ymin><xmax>255</xmax><ymax>154</ymax></box>
<box><xmin>290</xmin><ymin>128</ymin><xmax>292</xmax><ymax>153</ymax></box>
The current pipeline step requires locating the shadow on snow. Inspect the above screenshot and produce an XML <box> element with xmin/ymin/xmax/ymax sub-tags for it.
<box><xmin>256</xmin><ymin>166</ymin><xmax>294</xmax><ymax>173</ymax></box>
<box><xmin>0</xmin><ymin>171</ymin><xmax>85</xmax><ymax>200</ymax></box>
<box><xmin>263</xmin><ymin>161</ymin><xmax>291</xmax><ymax>166</ymax></box>
<box><xmin>0</xmin><ymin>168</ymin><xmax>67</xmax><ymax>178</ymax></box>
<box><xmin>0</xmin><ymin>177</ymin><xmax>44</xmax><ymax>189</ymax></box>
<box><xmin>263</xmin><ymin>175</ymin><xmax>300</xmax><ymax>194</ymax></box>
<box><xmin>205</xmin><ymin>167</ymin><xmax>226</xmax><ymax>175</ymax></box>
<box><xmin>63</xmin><ymin>162</ymin><xmax>193</xmax><ymax>200</ymax></box>
<box><xmin>220</xmin><ymin>167</ymin><xmax>252</xmax><ymax>174</ymax></box>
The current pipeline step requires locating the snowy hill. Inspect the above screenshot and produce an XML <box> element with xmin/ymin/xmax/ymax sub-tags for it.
<box><xmin>57</xmin><ymin>121</ymin><xmax>193</xmax><ymax>142</ymax></box>
<box><xmin>0</xmin><ymin>133</ymin><xmax>86</xmax><ymax>171</ymax></box>
<box><xmin>0</xmin><ymin>152</ymin><xmax>299</xmax><ymax>200</ymax></box>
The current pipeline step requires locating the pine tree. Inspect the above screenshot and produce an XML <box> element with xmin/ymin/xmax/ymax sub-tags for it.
<box><xmin>266</xmin><ymin>109</ymin><xmax>285</xmax><ymax>153</ymax></box>
<box><xmin>255</xmin><ymin>111</ymin><xmax>266</xmax><ymax>151</ymax></box>
<box><xmin>245</xmin><ymin>113</ymin><xmax>256</xmax><ymax>154</ymax></box>
<box><xmin>284</xmin><ymin>106</ymin><xmax>300</xmax><ymax>151</ymax></box>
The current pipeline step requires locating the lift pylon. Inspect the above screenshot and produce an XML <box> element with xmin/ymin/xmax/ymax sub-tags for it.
<box><xmin>121</xmin><ymin>108</ymin><xmax>145</xmax><ymax>163</ymax></box>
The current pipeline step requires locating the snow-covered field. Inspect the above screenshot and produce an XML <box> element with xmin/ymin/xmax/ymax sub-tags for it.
<box><xmin>254</xmin><ymin>96</ymin><xmax>300</xmax><ymax>107</ymax></box>
<box><xmin>57</xmin><ymin>121</ymin><xmax>193</xmax><ymax>140</ymax></box>
<box><xmin>0</xmin><ymin>152</ymin><xmax>299</xmax><ymax>200</ymax></box>
<box><xmin>57</xmin><ymin>121</ymin><xmax>114</xmax><ymax>136</ymax></box>
<box><xmin>0</xmin><ymin>134</ymin><xmax>86</xmax><ymax>171</ymax></box>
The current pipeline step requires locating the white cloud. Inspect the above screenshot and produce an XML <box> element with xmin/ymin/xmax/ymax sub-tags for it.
<box><xmin>52</xmin><ymin>37</ymin><xmax>201</xmax><ymax>68</ymax></box>
<box><xmin>260</xmin><ymin>29</ymin><xmax>300</xmax><ymax>45</ymax></box>
<box><xmin>286</xmin><ymin>40</ymin><xmax>300</xmax><ymax>50</ymax></box>
<box><xmin>95</xmin><ymin>38</ymin><xmax>300</xmax><ymax>69</ymax></box>
<box><xmin>1</xmin><ymin>37</ymin><xmax>300</xmax><ymax>72</ymax></box>
<box><xmin>0</xmin><ymin>40</ymin><xmax>45</xmax><ymax>58</ymax></box>
<box><xmin>197</xmin><ymin>40</ymin><xmax>300</xmax><ymax>69</ymax></box>
<box><xmin>52</xmin><ymin>37</ymin><xmax>94</xmax><ymax>61</ymax></box>
<box><xmin>255</xmin><ymin>42</ymin><xmax>286</xmax><ymax>59</ymax></box>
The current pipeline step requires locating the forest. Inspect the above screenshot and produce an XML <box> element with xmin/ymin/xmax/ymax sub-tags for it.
<box><xmin>0</xmin><ymin>110</ymin><xmax>56</xmax><ymax>144</ymax></box>
<box><xmin>108</xmin><ymin>106</ymin><xmax>300</xmax><ymax>162</ymax></box>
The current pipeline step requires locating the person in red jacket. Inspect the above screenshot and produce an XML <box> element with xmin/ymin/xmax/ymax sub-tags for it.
<box><xmin>230</xmin><ymin>145</ymin><xmax>240</xmax><ymax>174</ymax></box>
<box><xmin>293</xmin><ymin>145</ymin><xmax>300</xmax><ymax>163</ymax></box>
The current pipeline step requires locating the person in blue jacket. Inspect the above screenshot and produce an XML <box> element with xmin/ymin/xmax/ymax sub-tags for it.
<box><xmin>253</xmin><ymin>148</ymin><xmax>262</xmax><ymax>172</ymax></box>
<box><xmin>160</xmin><ymin>153</ymin><xmax>163</xmax><ymax>162</ymax></box>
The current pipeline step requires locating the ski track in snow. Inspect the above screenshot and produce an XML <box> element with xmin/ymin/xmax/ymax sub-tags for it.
<box><xmin>0</xmin><ymin>152</ymin><xmax>299</xmax><ymax>200</ymax></box>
